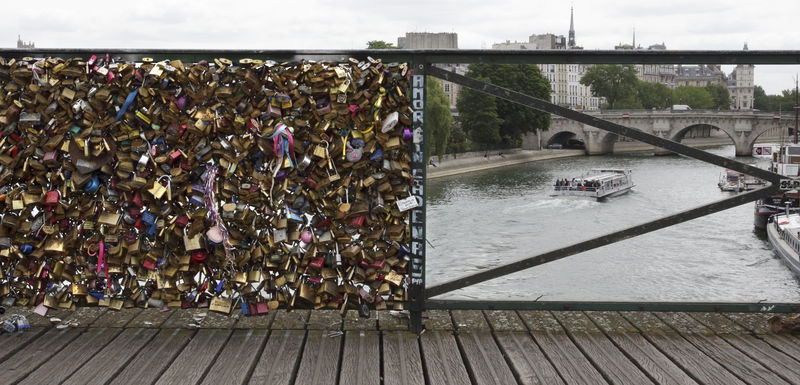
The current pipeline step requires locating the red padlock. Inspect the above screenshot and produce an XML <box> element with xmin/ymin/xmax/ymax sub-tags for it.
<box><xmin>175</xmin><ymin>215</ymin><xmax>189</xmax><ymax>228</ymax></box>
<box><xmin>46</xmin><ymin>190</ymin><xmax>59</xmax><ymax>205</ymax></box>
<box><xmin>306</xmin><ymin>176</ymin><xmax>318</xmax><ymax>190</ymax></box>
<box><xmin>349</xmin><ymin>215</ymin><xmax>365</xmax><ymax>227</ymax></box>
<box><xmin>191</xmin><ymin>250</ymin><xmax>207</xmax><ymax>263</ymax></box>
<box><xmin>142</xmin><ymin>259</ymin><xmax>156</xmax><ymax>270</ymax></box>
<box><xmin>131</xmin><ymin>191</ymin><xmax>143</xmax><ymax>207</ymax></box>
<box><xmin>309</xmin><ymin>256</ymin><xmax>325</xmax><ymax>269</ymax></box>
<box><xmin>256</xmin><ymin>302</ymin><xmax>269</xmax><ymax>314</ymax></box>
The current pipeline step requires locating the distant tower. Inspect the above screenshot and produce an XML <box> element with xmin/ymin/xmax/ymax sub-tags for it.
<box><xmin>568</xmin><ymin>7</ymin><xmax>576</xmax><ymax>48</ymax></box>
<box><xmin>632</xmin><ymin>28</ymin><xmax>636</xmax><ymax>49</ymax></box>
<box><xmin>16</xmin><ymin>35</ymin><xmax>34</xmax><ymax>48</ymax></box>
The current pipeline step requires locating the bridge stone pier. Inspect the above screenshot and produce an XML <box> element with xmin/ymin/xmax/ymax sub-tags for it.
<box><xmin>532</xmin><ymin>110</ymin><xmax>789</xmax><ymax>156</ymax></box>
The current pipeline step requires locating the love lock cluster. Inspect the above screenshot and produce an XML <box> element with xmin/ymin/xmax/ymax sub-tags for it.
<box><xmin>0</xmin><ymin>55</ymin><xmax>416</xmax><ymax>316</ymax></box>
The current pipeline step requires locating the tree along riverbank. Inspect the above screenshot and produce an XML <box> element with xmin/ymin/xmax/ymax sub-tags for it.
<box><xmin>428</xmin><ymin>136</ymin><xmax>782</xmax><ymax>179</ymax></box>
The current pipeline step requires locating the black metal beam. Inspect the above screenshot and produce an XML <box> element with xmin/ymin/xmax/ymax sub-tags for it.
<box><xmin>427</xmin><ymin>66</ymin><xmax>781</xmax><ymax>184</ymax></box>
<box><xmin>425</xmin><ymin>186</ymin><xmax>777</xmax><ymax>298</ymax></box>
<box><xmin>424</xmin><ymin>299</ymin><xmax>800</xmax><ymax>313</ymax></box>
<box><xmin>3</xmin><ymin>49</ymin><xmax>800</xmax><ymax>65</ymax></box>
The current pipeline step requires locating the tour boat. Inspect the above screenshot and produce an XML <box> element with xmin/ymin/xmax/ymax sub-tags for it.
<box><xmin>552</xmin><ymin>169</ymin><xmax>634</xmax><ymax>199</ymax></box>
<box><xmin>766</xmin><ymin>212</ymin><xmax>800</xmax><ymax>276</ymax></box>
<box><xmin>754</xmin><ymin>144</ymin><xmax>800</xmax><ymax>229</ymax></box>
<box><xmin>718</xmin><ymin>169</ymin><xmax>767</xmax><ymax>192</ymax></box>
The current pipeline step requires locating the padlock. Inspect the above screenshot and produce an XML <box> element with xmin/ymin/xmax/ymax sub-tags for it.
<box><xmin>345</xmin><ymin>139</ymin><xmax>365</xmax><ymax>162</ymax></box>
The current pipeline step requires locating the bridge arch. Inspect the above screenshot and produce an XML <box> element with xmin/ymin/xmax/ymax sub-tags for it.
<box><xmin>546</xmin><ymin>130</ymin><xmax>587</xmax><ymax>149</ymax></box>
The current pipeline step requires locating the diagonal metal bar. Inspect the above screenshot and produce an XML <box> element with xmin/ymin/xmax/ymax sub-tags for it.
<box><xmin>427</xmin><ymin>66</ymin><xmax>781</xmax><ymax>184</ymax></box>
<box><xmin>426</xmin><ymin>186</ymin><xmax>778</xmax><ymax>298</ymax></box>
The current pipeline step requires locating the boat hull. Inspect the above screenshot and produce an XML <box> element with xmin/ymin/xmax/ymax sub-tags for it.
<box><xmin>766</xmin><ymin>217</ymin><xmax>800</xmax><ymax>276</ymax></box>
<box><xmin>550</xmin><ymin>185</ymin><xmax>634</xmax><ymax>199</ymax></box>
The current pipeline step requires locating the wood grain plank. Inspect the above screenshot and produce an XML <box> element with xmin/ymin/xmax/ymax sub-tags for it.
<box><xmin>200</xmin><ymin>329</ymin><xmax>269</xmax><ymax>385</ymax></box>
<box><xmin>458</xmin><ymin>331</ymin><xmax>518</xmax><ymax>385</ymax></box>
<box><xmin>295</xmin><ymin>329</ymin><xmax>342</xmax><ymax>384</ymax></box>
<box><xmin>532</xmin><ymin>330</ymin><xmax>608</xmax><ymax>385</ymax></box>
<box><xmin>759</xmin><ymin>334</ymin><xmax>800</xmax><ymax>359</ymax></box>
<box><xmin>154</xmin><ymin>328</ymin><xmax>233</xmax><ymax>385</ymax></box>
<box><xmin>643</xmin><ymin>332</ymin><xmax>746</xmax><ymax>385</ymax></box>
<box><xmin>248</xmin><ymin>329</ymin><xmax>305</xmax><ymax>385</ymax></box>
<box><xmin>383</xmin><ymin>331</ymin><xmax>425</xmax><ymax>385</ymax></box>
<box><xmin>495</xmin><ymin>331</ymin><xmax>564</xmax><ymax>385</ymax></box>
<box><xmin>656</xmin><ymin>312</ymin><xmax>791</xmax><ymax>385</ymax></box>
<box><xmin>681</xmin><ymin>333</ymin><xmax>791</xmax><ymax>385</ymax></box>
<box><xmin>623</xmin><ymin>312</ymin><xmax>745</xmax><ymax>385</ymax></box>
<box><xmin>18</xmin><ymin>327</ymin><xmax>121</xmax><ymax>385</ymax></box>
<box><xmin>570</xmin><ymin>331</ymin><xmax>654</xmax><ymax>384</ymax></box>
<box><xmin>339</xmin><ymin>331</ymin><xmax>380</xmax><ymax>385</ymax></box>
<box><xmin>63</xmin><ymin>328</ymin><xmax>158</xmax><ymax>385</ymax></box>
<box><xmin>0</xmin><ymin>328</ymin><xmax>83</xmax><ymax>385</ymax></box>
<box><xmin>0</xmin><ymin>327</ymin><xmax>48</xmax><ymax>365</ymax></box>
<box><xmin>606</xmin><ymin>332</ymin><xmax>698</xmax><ymax>385</ymax></box>
<box><xmin>554</xmin><ymin>312</ymin><xmax>653</xmax><ymax>385</ymax></box>
<box><xmin>109</xmin><ymin>328</ymin><xmax>196</xmax><ymax>385</ymax></box>
<box><xmin>719</xmin><ymin>333</ymin><xmax>800</xmax><ymax>384</ymax></box>
<box><xmin>419</xmin><ymin>330</ymin><xmax>471</xmax><ymax>385</ymax></box>
<box><xmin>522</xmin><ymin>311</ymin><xmax>607</xmax><ymax>385</ymax></box>
<box><xmin>585</xmin><ymin>312</ymin><xmax>698</xmax><ymax>385</ymax></box>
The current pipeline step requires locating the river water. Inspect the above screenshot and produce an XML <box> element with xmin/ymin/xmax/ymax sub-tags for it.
<box><xmin>426</xmin><ymin>145</ymin><xmax>800</xmax><ymax>302</ymax></box>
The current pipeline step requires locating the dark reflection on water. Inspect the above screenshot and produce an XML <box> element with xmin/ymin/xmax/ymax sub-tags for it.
<box><xmin>427</xmin><ymin>145</ymin><xmax>800</xmax><ymax>302</ymax></box>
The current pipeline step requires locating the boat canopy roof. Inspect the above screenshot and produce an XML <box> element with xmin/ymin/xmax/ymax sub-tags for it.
<box><xmin>775</xmin><ymin>213</ymin><xmax>800</xmax><ymax>232</ymax></box>
<box><xmin>582</xmin><ymin>169</ymin><xmax>631</xmax><ymax>182</ymax></box>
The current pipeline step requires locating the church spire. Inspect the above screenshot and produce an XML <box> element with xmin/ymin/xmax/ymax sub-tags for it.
<box><xmin>568</xmin><ymin>7</ymin><xmax>576</xmax><ymax>48</ymax></box>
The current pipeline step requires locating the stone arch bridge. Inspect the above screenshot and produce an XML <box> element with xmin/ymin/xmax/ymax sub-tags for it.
<box><xmin>534</xmin><ymin>110</ymin><xmax>790</xmax><ymax>156</ymax></box>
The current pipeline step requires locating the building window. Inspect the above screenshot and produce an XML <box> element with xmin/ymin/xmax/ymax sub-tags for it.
<box><xmin>444</xmin><ymin>84</ymin><xmax>450</xmax><ymax>92</ymax></box>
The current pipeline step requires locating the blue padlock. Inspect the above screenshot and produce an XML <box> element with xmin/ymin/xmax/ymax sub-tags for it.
<box><xmin>241</xmin><ymin>301</ymin><xmax>249</xmax><ymax>316</ymax></box>
<box><xmin>83</xmin><ymin>174</ymin><xmax>100</xmax><ymax>194</ymax></box>
<box><xmin>141</xmin><ymin>211</ymin><xmax>157</xmax><ymax>237</ymax></box>
<box><xmin>370</xmin><ymin>148</ymin><xmax>383</xmax><ymax>162</ymax></box>
<box><xmin>19</xmin><ymin>244</ymin><xmax>33</xmax><ymax>255</ymax></box>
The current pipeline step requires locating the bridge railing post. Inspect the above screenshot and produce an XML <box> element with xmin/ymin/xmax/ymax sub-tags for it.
<box><xmin>408</xmin><ymin>58</ymin><xmax>427</xmax><ymax>334</ymax></box>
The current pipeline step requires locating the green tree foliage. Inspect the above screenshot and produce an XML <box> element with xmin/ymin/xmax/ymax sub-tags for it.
<box><xmin>672</xmin><ymin>86</ymin><xmax>714</xmax><ymax>109</ymax></box>
<box><xmin>446</xmin><ymin>121</ymin><xmax>468</xmax><ymax>154</ymax></box>
<box><xmin>456</xmin><ymin>64</ymin><xmax>551</xmax><ymax>148</ymax></box>
<box><xmin>456</xmin><ymin>75</ymin><xmax>503</xmax><ymax>148</ymax></box>
<box><xmin>580</xmin><ymin>65</ymin><xmax>638</xmax><ymax>109</ymax></box>
<box><xmin>425</xmin><ymin>77</ymin><xmax>452</xmax><ymax>162</ymax></box>
<box><xmin>636</xmin><ymin>82</ymin><xmax>672</xmax><ymax>109</ymax></box>
<box><xmin>704</xmin><ymin>83</ymin><xmax>731</xmax><ymax>110</ymax></box>
<box><xmin>614</xmin><ymin>95</ymin><xmax>642</xmax><ymax>109</ymax></box>
<box><xmin>366</xmin><ymin>41</ymin><xmax>398</xmax><ymax>49</ymax></box>
<box><xmin>754</xmin><ymin>86</ymin><xmax>770</xmax><ymax>111</ymax></box>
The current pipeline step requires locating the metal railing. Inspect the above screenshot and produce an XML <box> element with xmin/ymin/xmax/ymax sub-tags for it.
<box><xmin>4</xmin><ymin>48</ymin><xmax>800</xmax><ymax>333</ymax></box>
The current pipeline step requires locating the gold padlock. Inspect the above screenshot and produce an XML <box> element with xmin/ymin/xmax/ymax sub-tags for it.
<box><xmin>209</xmin><ymin>296</ymin><xmax>232</xmax><ymax>314</ymax></box>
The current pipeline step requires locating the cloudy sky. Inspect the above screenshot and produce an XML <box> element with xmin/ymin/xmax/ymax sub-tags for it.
<box><xmin>4</xmin><ymin>0</ymin><xmax>799</xmax><ymax>94</ymax></box>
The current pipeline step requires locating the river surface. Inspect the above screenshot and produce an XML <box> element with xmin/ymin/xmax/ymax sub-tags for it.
<box><xmin>426</xmin><ymin>145</ymin><xmax>800</xmax><ymax>302</ymax></box>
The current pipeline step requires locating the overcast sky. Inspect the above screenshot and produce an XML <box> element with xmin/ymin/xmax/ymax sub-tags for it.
<box><xmin>4</xmin><ymin>0</ymin><xmax>799</xmax><ymax>94</ymax></box>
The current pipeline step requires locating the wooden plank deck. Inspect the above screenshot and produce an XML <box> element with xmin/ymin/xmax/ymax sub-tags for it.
<box><xmin>2</xmin><ymin>308</ymin><xmax>800</xmax><ymax>385</ymax></box>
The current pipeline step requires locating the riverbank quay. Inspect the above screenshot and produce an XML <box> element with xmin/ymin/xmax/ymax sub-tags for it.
<box><xmin>429</xmin><ymin>137</ymin><xmax>778</xmax><ymax>179</ymax></box>
<box><xmin>1</xmin><ymin>307</ymin><xmax>798</xmax><ymax>384</ymax></box>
